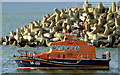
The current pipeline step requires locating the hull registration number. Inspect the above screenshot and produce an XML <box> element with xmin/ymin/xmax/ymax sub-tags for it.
<box><xmin>30</xmin><ymin>61</ymin><xmax>40</xmax><ymax>65</ymax></box>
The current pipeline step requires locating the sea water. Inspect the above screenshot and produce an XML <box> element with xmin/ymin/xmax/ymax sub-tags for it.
<box><xmin>1</xmin><ymin>2</ymin><xmax>119</xmax><ymax>73</ymax></box>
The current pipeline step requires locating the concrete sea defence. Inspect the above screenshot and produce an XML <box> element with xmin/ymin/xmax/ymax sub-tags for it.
<box><xmin>0</xmin><ymin>1</ymin><xmax>120</xmax><ymax>47</ymax></box>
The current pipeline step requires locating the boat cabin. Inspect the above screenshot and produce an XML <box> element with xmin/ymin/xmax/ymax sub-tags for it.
<box><xmin>34</xmin><ymin>31</ymin><xmax>96</xmax><ymax>60</ymax></box>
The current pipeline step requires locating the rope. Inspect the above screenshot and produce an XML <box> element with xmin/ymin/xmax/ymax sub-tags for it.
<box><xmin>3</xmin><ymin>57</ymin><xmax>13</xmax><ymax>66</ymax></box>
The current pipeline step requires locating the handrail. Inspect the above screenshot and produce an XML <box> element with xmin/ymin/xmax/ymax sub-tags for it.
<box><xmin>72</xmin><ymin>41</ymin><xmax>82</xmax><ymax>63</ymax></box>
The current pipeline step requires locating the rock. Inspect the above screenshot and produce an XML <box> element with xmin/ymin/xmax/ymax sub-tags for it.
<box><xmin>97</xmin><ymin>33</ymin><xmax>107</xmax><ymax>39</ymax></box>
<box><xmin>103</xmin><ymin>43</ymin><xmax>110</xmax><ymax>47</ymax></box>
<box><xmin>115</xmin><ymin>30</ymin><xmax>120</xmax><ymax>35</ymax></box>
<box><xmin>98</xmin><ymin>18</ymin><xmax>104</xmax><ymax>26</ymax></box>
<box><xmin>50</xmin><ymin>38</ymin><xmax>60</xmax><ymax>42</ymax></box>
<box><xmin>91</xmin><ymin>34</ymin><xmax>99</xmax><ymax>47</ymax></box>
<box><xmin>29</xmin><ymin>22</ymin><xmax>34</xmax><ymax>31</ymax></box>
<box><xmin>54</xmin><ymin>32</ymin><xmax>64</xmax><ymax>39</ymax></box>
<box><xmin>10</xmin><ymin>31</ymin><xmax>15</xmax><ymax>37</ymax></box>
<box><xmin>84</xmin><ymin>0</ymin><xmax>88</xmax><ymax>4</ymax></box>
<box><xmin>115</xmin><ymin>18</ymin><xmax>120</xmax><ymax>27</ymax></box>
<box><xmin>113</xmin><ymin>39</ymin><xmax>119</xmax><ymax>45</ymax></box>
<box><xmin>25</xmin><ymin>44</ymin><xmax>30</xmax><ymax>47</ymax></box>
<box><xmin>104</xmin><ymin>24</ymin><xmax>110</xmax><ymax>36</ymax></box>
<box><xmin>55</xmin><ymin>14</ymin><xmax>61</xmax><ymax>22</ymax></box>
<box><xmin>42</xmin><ymin>16</ymin><xmax>47</xmax><ymax>23</ymax></box>
<box><xmin>13</xmin><ymin>41</ymin><xmax>17</xmax><ymax>46</ymax></box>
<box><xmin>14</xmin><ymin>32</ymin><xmax>21</xmax><ymax>41</ymax></box>
<box><xmin>54</xmin><ymin>8</ymin><xmax>61</xmax><ymax>15</ymax></box>
<box><xmin>83</xmin><ymin>0</ymin><xmax>91</xmax><ymax>9</ymax></box>
<box><xmin>94</xmin><ymin>14</ymin><xmax>99</xmax><ymax>19</ymax></box>
<box><xmin>112</xmin><ymin>2</ymin><xmax>116</xmax><ymax>12</ymax></box>
<box><xmin>3</xmin><ymin>41</ymin><xmax>9</xmax><ymax>46</ymax></box>
<box><xmin>98</xmin><ymin>2</ymin><xmax>105</xmax><ymax>13</ymax></box>
<box><xmin>60</xmin><ymin>14</ymin><xmax>69</xmax><ymax>19</ymax></box>
<box><xmin>46</xmin><ymin>14</ymin><xmax>50</xmax><ymax>18</ymax></box>
<box><xmin>0</xmin><ymin>37</ymin><xmax>3</xmax><ymax>45</ymax></box>
<box><xmin>43</xmin><ymin>33</ymin><xmax>53</xmax><ymax>39</ymax></box>
<box><xmin>8</xmin><ymin>36</ymin><xmax>15</xmax><ymax>45</ymax></box>
<box><xmin>106</xmin><ymin>20</ymin><xmax>115</xmax><ymax>27</ymax></box>
<box><xmin>47</xmin><ymin>14</ymin><xmax>56</xmax><ymax>22</ymax></box>
<box><xmin>108</xmin><ymin>35</ymin><xmax>113</xmax><ymax>45</ymax></box>
<box><xmin>84</xmin><ymin>7</ymin><xmax>89</xmax><ymax>13</ymax></box>
<box><xmin>84</xmin><ymin>34</ymin><xmax>88</xmax><ymax>42</ymax></box>
<box><xmin>108</xmin><ymin>7</ymin><xmax>112</xmax><ymax>13</ymax></box>
<box><xmin>116</xmin><ymin>7</ymin><xmax>119</xmax><ymax>12</ymax></box>
<box><xmin>16</xmin><ymin>28</ymin><xmax>20</xmax><ymax>33</ymax></box>
<box><xmin>107</xmin><ymin>13</ymin><xmax>113</xmax><ymax>21</ymax></box>
<box><xmin>69</xmin><ymin>10</ymin><xmax>73</xmax><ymax>17</ymax></box>
<box><xmin>61</xmin><ymin>9</ymin><xmax>65</xmax><ymax>14</ymax></box>
<box><xmin>65</xmin><ymin>7</ymin><xmax>69</xmax><ymax>12</ymax></box>
<box><xmin>92</xmin><ymin>24</ymin><xmax>103</xmax><ymax>34</ymax></box>
<box><xmin>26</xmin><ymin>42</ymin><xmax>36</xmax><ymax>47</ymax></box>
<box><xmin>5</xmin><ymin>35</ymin><xmax>9</xmax><ymax>42</ymax></box>
<box><xmin>45</xmin><ymin>39</ymin><xmax>50</xmax><ymax>46</ymax></box>
<box><xmin>56</xmin><ymin>20</ymin><xmax>64</xmax><ymax>25</ymax></box>
<box><xmin>88</xmin><ymin>8</ymin><xmax>94</xmax><ymax>12</ymax></box>
<box><xmin>54</xmin><ymin>26</ymin><xmax>63</xmax><ymax>31</ymax></box>
<box><xmin>23</xmin><ymin>35</ymin><xmax>34</xmax><ymax>41</ymax></box>
<box><xmin>33</xmin><ymin>21</ymin><xmax>40</xmax><ymax>26</ymax></box>
<box><xmin>80</xmin><ymin>16</ymin><xmax>86</xmax><ymax>22</ymax></box>
<box><xmin>24</xmin><ymin>28</ymin><xmax>31</xmax><ymax>35</ymax></box>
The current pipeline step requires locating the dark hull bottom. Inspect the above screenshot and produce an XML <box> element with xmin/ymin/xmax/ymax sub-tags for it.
<box><xmin>14</xmin><ymin>58</ymin><xmax>110</xmax><ymax>70</ymax></box>
<box><xmin>19</xmin><ymin>67</ymin><xmax>109</xmax><ymax>70</ymax></box>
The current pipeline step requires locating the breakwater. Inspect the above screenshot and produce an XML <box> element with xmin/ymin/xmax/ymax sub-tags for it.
<box><xmin>1</xmin><ymin>1</ymin><xmax>120</xmax><ymax>47</ymax></box>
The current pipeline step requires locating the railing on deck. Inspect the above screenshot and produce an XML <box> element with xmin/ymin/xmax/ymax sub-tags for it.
<box><xmin>77</xmin><ymin>53</ymin><xmax>96</xmax><ymax>63</ymax></box>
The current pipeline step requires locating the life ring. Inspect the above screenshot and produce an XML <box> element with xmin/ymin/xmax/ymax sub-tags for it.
<box><xmin>106</xmin><ymin>51</ymin><xmax>111</xmax><ymax>58</ymax></box>
<box><xmin>108</xmin><ymin>51</ymin><xmax>111</xmax><ymax>58</ymax></box>
<box><xmin>29</xmin><ymin>53</ymin><xmax>31</xmax><ymax>57</ymax></box>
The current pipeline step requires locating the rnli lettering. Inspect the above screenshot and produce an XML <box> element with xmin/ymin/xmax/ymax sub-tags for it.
<box><xmin>30</xmin><ymin>61</ymin><xmax>40</xmax><ymax>65</ymax></box>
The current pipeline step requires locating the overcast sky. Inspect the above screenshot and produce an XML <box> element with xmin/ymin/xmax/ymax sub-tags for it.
<box><xmin>1</xmin><ymin>0</ymin><xmax>120</xmax><ymax>2</ymax></box>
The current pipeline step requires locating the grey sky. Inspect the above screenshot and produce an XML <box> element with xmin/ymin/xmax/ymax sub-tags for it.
<box><xmin>1</xmin><ymin>0</ymin><xmax>120</xmax><ymax>2</ymax></box>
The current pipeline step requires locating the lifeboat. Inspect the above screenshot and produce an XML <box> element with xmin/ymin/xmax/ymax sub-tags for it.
<box><xmin>13</xmin><ymin>31</ymin><xmax>111</xmax><ymax>70</ymax></box>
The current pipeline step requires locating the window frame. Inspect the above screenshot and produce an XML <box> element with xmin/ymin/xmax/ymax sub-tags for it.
<box><xmin>75</xmin><ymin>46</ymin><xmax>79</xmax><ymax>51</ymax></box>
<box><xmin>57</xmin><ymin>45</ymin><xmax>61</xmax><ymax>50</ymax></box>
<box><xmin>71</xmin><ymin>46</ymin><xmax>75</xmax><ymax>51</ymax></box>
<box><xmin>62</xmin><ymin>45</ymin><xmax>66</xmax><ymax>50</ymax></box>
<box><xmin>52</xmin><ymin>45</ymin><xmax>56</xmax><ymax>50</ymax></box>
<box><xmin>66</xmin><ymin>45</ymin><xmax>70</xmax><ymax>50</ymax></box>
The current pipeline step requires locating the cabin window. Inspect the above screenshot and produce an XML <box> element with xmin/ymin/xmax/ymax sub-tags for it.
<box><xmin>58</xmin><ymin>45</ymin><xmax>61</xmax><ymax>50</ymax></box>
<box><xmin>67</xmin><ymin>45</ymin><xmax>70</xmax><ymax>50</ymax></box>
<box><xmin>52</xmin><ymin>45</ymin><xmax>56</xmax><ymax>50</ymax></box>
<box><xmin>71</xmin><ymin>46</ymin><xmax>75</xmax><ymax>50</ymax></box>
<box><xmin>62</xmin><ymin>45</ymin><xmax>65</xmax><ymax>50</ymax></box>
<box><xmin>75</xmin><ymin>46</ymin><xmax>79</xmax><ymax>50</ymax></box>
<box><xmin>67</xmin><ymin>53</ymin><xmax>72</xmax><ymax>56</ymax></box>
